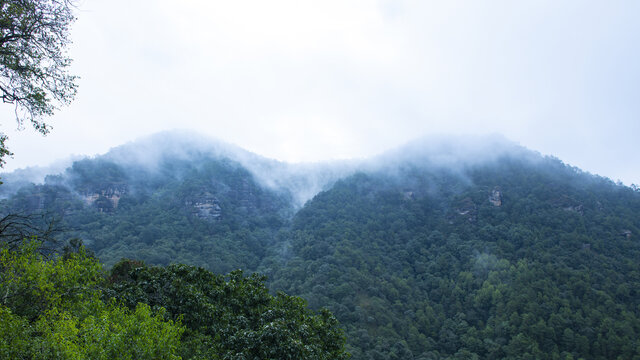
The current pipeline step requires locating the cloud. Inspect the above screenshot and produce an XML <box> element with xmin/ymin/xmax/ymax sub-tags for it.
<box><xmin>1</xmin><ymin>1</ymin><xmax>638</xmax><ymax>185</ymax></box>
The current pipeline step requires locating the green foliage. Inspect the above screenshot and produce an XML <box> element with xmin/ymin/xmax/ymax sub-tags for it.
<box><xmin>0</xmin><ymin>237</ymin><xmax>349</xmax><ymax>359</ymax></box>
<box><xmin>1</xmin><ymin>156</ymin><xmax>293</xmax><ymax>270</ymax></box>
<box><xmin>269</xmin><ymin>158</ymin><xmax>640</xmax><ymax>359</ymax></box>
<box><xmin>0</xmin><ymin>134</ymin><xmax>11</xmax><ymax>169</ymax></box>
<box><xmin>0</xmin><ymin>0</ymin><xmax>79</xmax><ymax>166</ymax></box>
<box><xmin>68</xmin><ymin>158</ymin><xmax>128</xmax><ymax>192</ymax></box>
<box><xmin>3</xmin><ymin>147</ymin><xmax>640</xmax><ymax>359</ymax></box>
<box><xmin>0</xmin><ymin>305</ymin><xmax>32</xmax><ymax>358</ymax></box>
<box><xmin>0</xmin><ymin>240</ymin><xmax>184</xmax><ymax>359</ymax></box>
<box><xmin>0</xmin><ymin>239</ymin><xmax>102</xmax><ymax>318</ymax></box>
<box><xmin>35</xmin><ymin>302</ymin><xmax>183</xmax><ymax>360</ymax></box>
<box><xmin>106</xmin><ymin>260</ymin><xmax>350</xmax><ymax>360</ymax></box>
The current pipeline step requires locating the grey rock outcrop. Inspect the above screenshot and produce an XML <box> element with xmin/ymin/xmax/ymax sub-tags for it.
<box><xmin>185</xmin><ymin>192</ymin><xmax>222</xmax><ymax>220</ymax></box>
<box><xmin>454</xmin><ymin>197</ymin><xmax>477</xmax><ymax>222</ymax></box>
<box><xmin>82</xmin><ymin>184</ymin><xmax>127</xmax><ymax>212</ymax></box>
<box><xmin>489</xmin><ymin>187</ymin><xmax>502</xmax><ymax>206</ymax></box>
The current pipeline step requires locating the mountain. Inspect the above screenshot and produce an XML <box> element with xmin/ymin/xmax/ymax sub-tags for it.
<box><xmin>272</xmin><ymin>147</ymin><xmax>640</xmax><ymax>359</ymax></box>
<box><xmin>1</xmin><ymin>132</ymin><xmax>639</xmax><ymax>359</ymax></box>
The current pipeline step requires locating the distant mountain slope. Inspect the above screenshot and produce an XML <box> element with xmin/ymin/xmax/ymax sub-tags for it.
<box><xmin>271</xmin><ymin>149</ymin><xmax>640</xmax><ymax>359</ymax></box>
<box><xmin>1</xmin><ymin>132</ymin><xmax>639</xmax><ymax>359</ymax></box>
<box><xmin>0</xmin><ymin>133</ymin><xmax>299</xmax><ymax>271</ymax></box>
<box><xmin>0</xmin><ymin>131</ymin><xmax>354</xmax><ymax>269</ymax></box>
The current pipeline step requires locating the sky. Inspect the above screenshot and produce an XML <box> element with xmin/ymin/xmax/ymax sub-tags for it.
<box><xmin>1</xmin><ymin>0</ymin><xmax>639</xmax><ymax>185</ymax></box>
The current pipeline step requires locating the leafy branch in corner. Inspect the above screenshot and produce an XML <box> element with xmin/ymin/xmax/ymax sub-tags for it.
<box><xmin>0</xmin><ymin>0</ymin><xmax>79</xmax><ymax>167</ymax></box>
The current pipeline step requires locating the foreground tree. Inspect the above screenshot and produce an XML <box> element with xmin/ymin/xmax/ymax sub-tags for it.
<box><xmin>0</xmin><ymin>234</ymin><xmax>350</xmax><ymax>358</ymax></box>
<box><xmin>0</xmin><ymin>240</ymin><xmax>184</xmax><ymax>359</ymax></box>
<box><xmin>0</xmin><ymin>0</ymin><xmax>78</xmax><ymax>166</ymax></box>
<box><xmin>106</xmin><ymin>260</ymin><xmax>351</xmax><ymax>360</ymax></box>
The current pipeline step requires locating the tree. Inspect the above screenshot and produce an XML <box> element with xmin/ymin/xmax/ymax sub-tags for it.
<box><xmin>0</xmin><ymin>0</ymin><xmax>78</xmax><ymax>166</ymax></box>
<box><xmin>106</xmin><ymin>261</ymin><xmax>351</xmax><ymax>360</ymax></box>
<box><xmin>0</xmin><ymin>239</ymin><xmax>184</xmax><ymax>359</ymax></box>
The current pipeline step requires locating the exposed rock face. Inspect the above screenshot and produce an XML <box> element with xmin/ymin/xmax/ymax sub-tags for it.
<box><xmin>549</xmin><ymin>195</ymin><xmax>583</xmax><ymax>215</ymax></box>
<box><xmin>489</xmin><ymin>187</ymin><xmax>502</xmax><ymax>206</ymax></box>
<box><xmin>403</xmin><ymin>190</ymin><xmax>415</xmax><ymax>200</ymax></box>
<box><xmin>185</xmin><ymin>192</ymin><xmax>222</xmax><ymax>220</ymax></box>
<box><xmin>563</xmin><ymin>204</ymin><xmax>583</xmax><ymax>214</ymax></box>
<box><xmin>453</xmin><ymin>197</ymin><xmax>477</xmax><ymax>222</ymax></box>
<box><xmin>82</xmin><ymin>184</ymin><xmax>127</xmax><ymax>212</ymax></box>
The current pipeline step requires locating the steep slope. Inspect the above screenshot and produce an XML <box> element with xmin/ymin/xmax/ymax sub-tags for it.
<box><xmin>1</xmin><ymin>133</ymin><xmax>639</xmax><ymax>359</ymax></box>
<box><xmin>0</xmin><ymin>134</ymin><xmax>296</xmax><ymax>271</ymax></box>
<box><xmin>269</xmin><ymin>147</ymin><xmax>640</xmax><ymax>359</ymax></box>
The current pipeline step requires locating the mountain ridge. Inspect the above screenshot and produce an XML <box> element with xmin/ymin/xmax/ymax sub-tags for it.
<box><xmin>1</xmin><ymin>131</ymin><xmax>639</xmax><ymax>359</ymax></box>
<box><xmin>2</xmin><ymin>131</ymin><xmax>616</xmax><ymax>207</ymax></box>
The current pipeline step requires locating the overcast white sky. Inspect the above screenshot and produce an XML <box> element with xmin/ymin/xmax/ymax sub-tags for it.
<box><xmin>1</xmin><ymin>0</ymin><xmax>639</xmax><ymax>184</ymax></box>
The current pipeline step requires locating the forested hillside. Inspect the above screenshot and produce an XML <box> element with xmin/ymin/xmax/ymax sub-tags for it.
<box><xmin>2</xmin><ymin>134</ymin><xmax>639</xmax><ymax>359</ymax></box>
<box><xmin>272</xmin><ymin>154</ymin><xmax>640</xmax><ymax>359</ymax></box>
<box><xmin>0</xmin><ymin>134</ymin><xmax>300</xmax><ymax>271</ymax></box>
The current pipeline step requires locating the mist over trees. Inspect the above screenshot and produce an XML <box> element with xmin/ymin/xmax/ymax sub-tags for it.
<box><xmin>274</xmin><ymin>154</ymin><xmax>640</xmax><ymax>359</ymax></box>
<box><xmin>0</xmin><ymin>132</ymin><xmax>353</xmax><ymax>359</ymax></box>
<box><xmin>2</xmin><ymin>0</ymin><xmax>638</xmax><ymax>358</ymax></box>
<box><xmin>2</xmin><ymin>133</ymin><xmax>639</xmax><ymax>359</ymax></box>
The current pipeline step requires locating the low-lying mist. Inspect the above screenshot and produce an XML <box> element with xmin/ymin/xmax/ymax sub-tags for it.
<box><xmin>0</xmin><ymin>131</ymin><xmax>616</xmax><ymax>207</ymax></box>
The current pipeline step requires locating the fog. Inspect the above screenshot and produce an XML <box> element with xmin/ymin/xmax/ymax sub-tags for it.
<box><xmin>0</xmin><ymin>131</ymin><xmax>356</xmax><ymax>207</ymax></box>
<box><xmin>370</xmin><ymin>133</ymin><xmax>537</xmax><ymax>169</ymax></box>
<box><xmin>1</xmin><ymin>131</ymin><xmax>596</xmax><ymax>207</ymax></box>
<box><xmin>1</xmin><ymin>1</ymin><xmax>639</xmax><ymax>187</ymax></box>
<box><xmin>99</xmin><ymin>131</ymin><xmax>358</xmax><ymax>207</ymax></box>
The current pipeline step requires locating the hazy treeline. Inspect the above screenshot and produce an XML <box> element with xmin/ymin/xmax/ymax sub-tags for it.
<box><xmin>2</xmin><ymin>133</ymin><xmax>640</xmax><ymax>359</ymax></box>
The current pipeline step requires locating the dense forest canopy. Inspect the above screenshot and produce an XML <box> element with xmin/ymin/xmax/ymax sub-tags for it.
<box><xmin>0</xmin><ymin>238</ymin><xmax>348</xmax><ymax>359</ymax></box>
<box><xmin>1</xmin><ymin>133</ymin><xmax>639</xmax><ymax>359</ymax></box>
